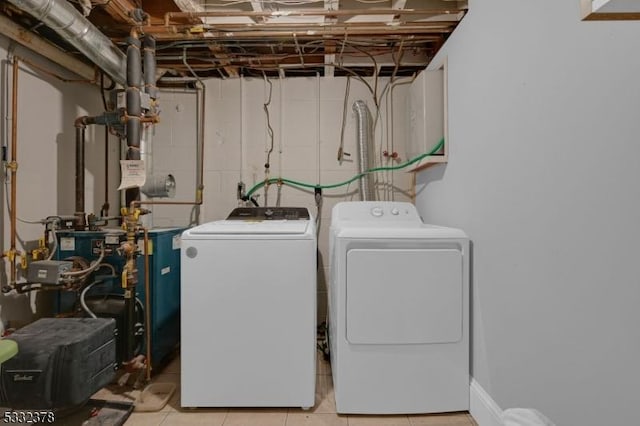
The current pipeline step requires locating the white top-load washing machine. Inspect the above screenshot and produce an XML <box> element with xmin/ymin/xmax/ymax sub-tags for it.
<box><xmin>329</xmin><ymin>201</ymin><xmax>469</xmax><ymax>414</ymax></box>
<box><xmin>181</xmin><ymin>207</ymin><xmax>316</xmax><ymax>408</ymax></box>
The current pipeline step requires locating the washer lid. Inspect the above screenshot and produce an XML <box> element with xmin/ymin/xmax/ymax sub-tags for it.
<box><xmin>188</xmin><ymin>220</ymin><xmax>310</xmax><ymax>235</ymax></box>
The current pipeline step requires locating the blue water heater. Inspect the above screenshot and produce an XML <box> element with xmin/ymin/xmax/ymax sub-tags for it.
<box><xmin>55</xmin><ymin>227</ymin><xmax>184</xmax><ymax>369</ymax></box>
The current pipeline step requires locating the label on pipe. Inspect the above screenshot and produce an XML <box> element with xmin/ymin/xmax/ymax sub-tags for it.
<box><xmin>118</xmin><ymin>160</ymin><xmax>146</xmax><ymax>190</ymax></box>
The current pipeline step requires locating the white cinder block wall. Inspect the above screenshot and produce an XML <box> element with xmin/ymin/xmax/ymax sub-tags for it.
<box><xmin>151</xmin><ymin>76</ymin><xmax>413</xmax><ymax>322</ymax></box>
<box><xmin>417</xmin><ymin>1</ymin><xmax>640</xmax><ymax>425</ymax></box>
<box><xmin>0</xmin><ymin>36</ymin><xmax>120</xmax><ymax>329</ymax></box>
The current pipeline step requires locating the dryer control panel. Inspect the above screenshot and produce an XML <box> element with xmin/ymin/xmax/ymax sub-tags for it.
<box><xmin>333</xmin><ymin>202</ymin><xmax>421</xmax><ymax>223</ymax></box>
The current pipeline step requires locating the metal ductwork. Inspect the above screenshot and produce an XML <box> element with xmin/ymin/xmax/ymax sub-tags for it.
<box><xmin>352</xmin><ymin>100</ymin><xmax>376</xmax><ymax>201</ymax></box>
<box><xmin>7</xmin><ymin>0</ymin><xmax>126</xmax><ymax>85</ymax></box>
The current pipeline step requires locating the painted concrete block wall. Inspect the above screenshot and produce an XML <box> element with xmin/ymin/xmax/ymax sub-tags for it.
<box><xmin>147</xmin><ymin>88</ymin><xmax>201</xmax><ymax>227</ymax></box>
<box><xmin>151</xmin><ymin>76</ymin><xmax>413</xmax><ymax>322</ymax></box>
<box><xmin>417</xmin><ymin>1</ymin><xmax>640</xmax><ymax>425</ymax></box>
<box><xmin>0</xmin><ymin>36</ymin><xmax>120</xmax><ymax>329</ymax></box>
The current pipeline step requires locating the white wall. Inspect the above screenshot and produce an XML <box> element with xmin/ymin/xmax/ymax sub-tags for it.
<box><xmin>152</xmin><ymin>76</ymin><xmax>413</xmax><ymax>321</ymax></box>
<box><xmin>0</xmin><ymin>35</ymin><xmax>119</xmax><ymax>329</ymax></box>
<box><xmin>417</xmin><ymin>1</ymin><xmax>640</xmax><ymax>425</ymax></box>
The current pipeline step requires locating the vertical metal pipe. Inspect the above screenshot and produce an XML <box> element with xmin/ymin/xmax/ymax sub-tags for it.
<box><xmin>352</xmin><ymin>100</ymin><xmax>376</xmax><ymax>201</ymax></box>
<box><xmin>74</xmin><ymin>125</ymin><xmax>85</xmax><ymax>227</ymax></box>
<box><xmin>9</xmin><ymin>57</ymin><xmax>18</xmax><ymax>285</ymax></box>
<box><xmin>73</xmin><ymin>116</ymin><xmax>95</xmax><ymax>229</ymax></box>
<box><xmin>143</xmin><ymin>227</ymin><xmax>152</xmax><ymax>381</ymax></box>
<box><xmin>102</xmin><ymin>126</ymin><xmax>109</xmax><ymax>216</ymax></box>
<box><xmin>196</xmin><ymin>82</ymin><xmax>205</xmax><ymax>205</ymax></box>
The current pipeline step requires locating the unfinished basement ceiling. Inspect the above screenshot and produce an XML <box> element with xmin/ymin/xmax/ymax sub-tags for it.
<box><xmin>1</xmin><ymin>0</ymin><xmax>468</xmax><ymax>84</ymax></box>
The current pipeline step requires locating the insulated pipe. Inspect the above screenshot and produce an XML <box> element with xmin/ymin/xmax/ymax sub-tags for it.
<box><xmin>7</xmin><ymin>0</ymin><xmax>126</xmax><ymax>85</ymax></box>
<box><xmin>125</xmin><ymin>32</ymin><xmax>142</xmax><ymax>207</ymax></box>
<box><xmin>143</xmin><ymin>36</ymin><xmax>158</xmax><ymax>101</ymax></box>
<box><xmin>352</xmin><ymin>100</ymin><xmax>376</xmax><ymax>201</ymax></box>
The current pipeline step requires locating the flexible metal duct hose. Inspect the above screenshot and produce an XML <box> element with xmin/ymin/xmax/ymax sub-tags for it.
<box><xmin>7</xmin><ymin>0</ymin><xmax>126</xmax><ymax>85</ymax></box>
<box><xmin>352</xmin><ymin>100</ymin><xmax>376</xmax><ymax>201</ymax></box>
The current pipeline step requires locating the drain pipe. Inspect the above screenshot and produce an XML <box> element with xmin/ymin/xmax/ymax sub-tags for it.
<box><xmin>7</xmin><ymin>0</ymin><xmax>126</xmax><ymax>85</ymax></box>
<box><xmin>352</xmin><ymin>100</ymin><xmax>376</xmax><ymax>201</ymax></box>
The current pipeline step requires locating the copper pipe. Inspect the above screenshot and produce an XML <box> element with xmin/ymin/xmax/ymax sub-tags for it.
<box><xmin>9</xmin><ymin>57</ymin><xmax>18</xmax><ymax>285</ymax></box>
<box><xmin>143</xmin><ymin>227</ymin><xmax>152</xmax><ymax>382</ymax></box>
<box><xmin>130</xmin><ymin>200</ymin><xmax>202</xmax><ymax>214</ymax></box>
<box><xmin>164</xmin><ymin>8</ymin><xmax>464</xmax><ymax>26</ymax></box>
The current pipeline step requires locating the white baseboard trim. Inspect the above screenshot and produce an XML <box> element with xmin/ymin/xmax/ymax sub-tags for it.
<box><xmin>470</xmin><ymin>378</ymin><xmax>503</xmax><ymax>426</ymax></box>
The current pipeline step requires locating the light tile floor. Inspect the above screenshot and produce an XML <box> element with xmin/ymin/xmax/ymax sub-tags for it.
<box><xmin>91</xmin><ymin>353</ymin><xmax>477</xmax><ymax>426</ymax></box>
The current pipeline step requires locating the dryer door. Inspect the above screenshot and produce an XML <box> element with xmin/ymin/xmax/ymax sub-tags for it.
<box><xmin>346</xmin><ymin>248</ymin><xmax>462</xmax><ymax>345</ymax></box>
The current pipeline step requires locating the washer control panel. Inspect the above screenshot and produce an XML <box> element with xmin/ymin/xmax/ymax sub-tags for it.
<box><xmin>227</xmin><ymin>207</ymin><xmax>310</xmax><ymax>221</ymax></box>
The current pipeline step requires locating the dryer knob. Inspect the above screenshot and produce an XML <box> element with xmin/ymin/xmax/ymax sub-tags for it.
<box><xmin>391</xmin><ymin>208</ymin><xmax>399</xmax><ymax>215</ymax></box>
<box><xmin>371</xmin><ymin>207</ymin><xmax>384</xmax><ymax>217</ymax></box>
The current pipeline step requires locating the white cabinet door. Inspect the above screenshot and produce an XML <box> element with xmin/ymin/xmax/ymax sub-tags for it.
<box><xmin>407</xmin><ymin>69</ymin><xmax>444</xmax><ymax>160</ymax></box>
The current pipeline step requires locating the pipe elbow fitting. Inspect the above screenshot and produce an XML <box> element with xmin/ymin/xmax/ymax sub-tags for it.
<box><xmin>74</xmin><ymin>115</ymin><xmax>97</xmax><ymax>128</ymax></box>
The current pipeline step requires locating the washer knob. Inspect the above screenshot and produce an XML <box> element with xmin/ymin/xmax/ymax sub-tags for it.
<box><xmin>371</xmin><ymin>207</ymin><xmax>384</xmax><ymax>217</ymax></box>
<box><xmin>391</xmin><ymin>208</ymin><xmax>399</xmax><ymax>215</ymax></box>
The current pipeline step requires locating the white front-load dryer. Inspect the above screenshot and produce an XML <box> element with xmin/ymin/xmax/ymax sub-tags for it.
<box><xmin>329</xmin><ymin>201</ymin><xmax>469</xmax><ymax>414</ymax></box>
<box><xmin>181</xmin><ymin>207</ymin><xmax>316</xmax><ymax>408</ymax></box>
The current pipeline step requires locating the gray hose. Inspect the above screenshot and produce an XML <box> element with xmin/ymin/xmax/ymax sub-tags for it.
<box><xmin>80</xmin><ymin>280</ymin><xmax>101</xmax><ymax>318</ymax></box>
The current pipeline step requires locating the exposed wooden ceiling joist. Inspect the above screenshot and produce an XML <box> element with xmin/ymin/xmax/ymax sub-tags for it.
<box><xmin>101</xmin><ymin>0</ymin><xmax>138</xmax><ymax>26</ymax></box>
<box><xmin>1</xmin><ymin>0</ymin><xmax>467</xmax><ymax>82</ymax></box>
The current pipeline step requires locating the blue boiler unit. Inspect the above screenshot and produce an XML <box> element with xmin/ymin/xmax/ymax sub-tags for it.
<box><xmin>55</xmin><ymin>227</ymin><xmax>184</xmax><ymax>369</ymax></box>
